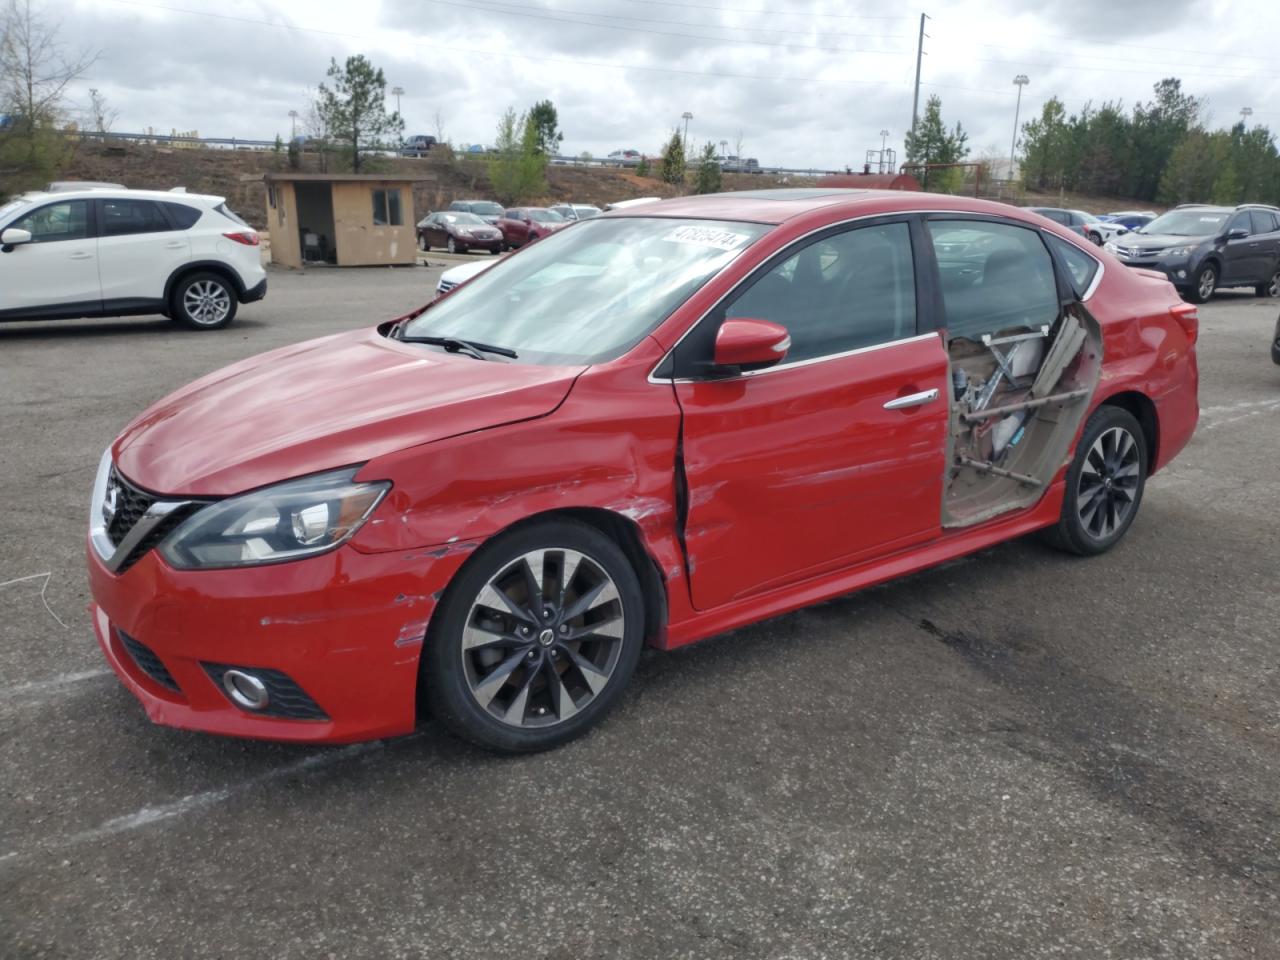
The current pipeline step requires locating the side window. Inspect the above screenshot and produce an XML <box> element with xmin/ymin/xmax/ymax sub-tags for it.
<box><xmin>1044</xmin><ymin>233</ymin><xmax>1100</xmax><ymax>299</ymax></box>
<box><xmin>372</xmin><ymin>189</ymin><xmax>403</xmax><ymax>226</ymax></box>
<box><xmin>1227</xmin><ymin>212</ymin><xmax>1252</xmax><ymax>236</ymax></box>
<box><xmin>162</xmin><ymin>202</ymin><xmax>202</xmax><ymax>230</ymax></box>
<box><xmin>11</xmin><ymin>200</ymin><xmax>90</xmax><ymax>243</ymax></box>
<box><xmin>101</xmin><ymin>199</ymin><xmax>172</xmax><ymax>237</ymax></box>
<box><xmin>1249</xmin><ymin>211</ymin><xmax>1276</xmax><ymax>234</ymax></box>
<box><xmin>726</xmin><ymin>221</ymin><xmax>916</xmax><ymax>364</ymax></box>
<box><xmin>927</xmin><ymin>220</ymin><xmax>1059</xmax><ymax>339</ymax></box>
<box><xmin>1038</xmin><ymin>209</ymin><xmax>1067</xmax><ymax>225</ymax></box>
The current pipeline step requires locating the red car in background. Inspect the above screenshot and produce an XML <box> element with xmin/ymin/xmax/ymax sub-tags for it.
<box><xmin>87</xmin><ymin>190</ymin><xmax>1198</xmax><ymax>754</ymax></box>
<box><xmin>496</xmin><ymin>206</ymin><xmax>570</xmax><ymax>249</ymax></box>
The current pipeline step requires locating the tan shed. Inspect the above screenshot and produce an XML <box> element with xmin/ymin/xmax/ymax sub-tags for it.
<box><xmin>249</xmin><ymin>173</ymin><xmax>435</xmax><ymax>268</ymax></box>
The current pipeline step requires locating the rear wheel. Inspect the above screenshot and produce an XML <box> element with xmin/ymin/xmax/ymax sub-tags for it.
<box><xmin>1255</xmin><ymin>266</ymin><xmax>1280</xmax><ymax>298</ymax></box>
<box><xmin>1088</xmin><ymin>231</ymin><xmax>1102</xmax><ymax>245</ymax></box>
<box><xmin>1042</xmin><ymin>406</ymin><xmax>1147</xmax><ymax>556</ymax></box>
<box><xmin>1187</xmin><ymin>263</ymin><xmax>1217</xmax><ymax>304</ymax></box>
<box><xmin>422</xmin><ymin>519</ymin><xmax>645</xmax><ymax>753</ymax></box>
<box><xmin>171</xmin><ymin>271</ymin><xmax>237</xmax><ymax>330</ymax></box>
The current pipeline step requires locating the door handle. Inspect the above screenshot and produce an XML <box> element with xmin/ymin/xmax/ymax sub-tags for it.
<box><xmin>884</xmin><ymin>388</ymin><xmax>939</xmax><ymax>411</ymax></box>
<box><xmin>69</xmin><ymin>252</ymin><xmax>93</xmax><ymax>260</ymax></box>
<box><xmin>163</xmin><ymin>241</ymin><xmax>185</xmax><ymax>249</ymax></box>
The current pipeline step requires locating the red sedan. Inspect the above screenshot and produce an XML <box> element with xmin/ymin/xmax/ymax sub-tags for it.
<box><xmin>496</xmin><ymin>206</ymin><xmax>569</xmax><ymax>249</ymax></box>
<box><xmin>87</xmin><ymin>190</ymin><xmax>1199</xmax><ymax>752</ymax></box>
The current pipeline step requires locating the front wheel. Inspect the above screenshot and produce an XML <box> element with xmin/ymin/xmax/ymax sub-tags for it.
<box><xmin>171</xmin><ymin>272</ymin><xmax>237</xmax><ymax>330</ymax></box>
<box><xmin>418</xmin><ymin>234</ymin><xmax>428</xmax><ymax>251</ymax></box>
<box><xmin>1255</xmin><ymin>266</ymin><xmax>1280</xmax><ymax>298</ymax></box>
<box><xmin>447</xmin><ymin>237</ymin><xmax>458</xmax><ymax>254</ymax></box>
<box><xmin>1187</xmin><ymin>263</ymin><xmax>1217</xmax><ymax>304</ymax></box>
<box><xmin>422</xmin><ymin>519</ymin><xmax>646</xmax><ymax>753</ymax></box>
<box><xmin>1041</xmin><ymin>406</ymin><xmax>1147</xmax><ymax>556</ymax></box>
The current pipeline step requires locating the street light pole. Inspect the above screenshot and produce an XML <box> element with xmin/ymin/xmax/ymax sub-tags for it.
<box><xmin>1009</xmin><ymin>74</ymin><xmax>1029</xmax><ymax>181</ymax></box>
<box><xmin>391</xmin><ymin>86</ymin><xmax>405</xmax><ymax>148</ymax></box>
<box><xmin>1240</xmin><ymin>106</ymin><xmax>1253</xmax><ymax>129</ymax></box>
<box><xmin>910</xmin><ymin>12</ymin><xmax>929</xmax><ymax>136</ymax></box>
<box><xmin>879</xmin><ymin>129</ymin><xmax>889</xmax><ymax>173</ymax></box>
<box><xmin>681</xmin><ymin>111</ymin><xmax>693</xmax><ymax>158</ymax></box>
<box><xmin>288</xmin><ymin>109</ymin><xmax>298</xmax><ymax>139</ymax></box>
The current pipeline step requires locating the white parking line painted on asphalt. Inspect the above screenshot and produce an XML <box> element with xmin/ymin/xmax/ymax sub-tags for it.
<box><xmin>1200</xmin><ymin>397</ymin><xmax>1280</xmax><ymax>430</ymax></box>
<box><xmin>0</xmin><ymin>571</ymin><xmax>70</xmax><ymax>629</ymax></box>
<box><xmin>3</xmin><ymin>669</ymin><xmax>112</xmax><ymax>701</ymax></box>
<box><xmin>0</xmin><ymin>741</ymin><xmax>387</xmax><ymax>865</ymax></box>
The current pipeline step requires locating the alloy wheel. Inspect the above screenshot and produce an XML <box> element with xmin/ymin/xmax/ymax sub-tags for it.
<box><xmin>447</xmin><ymin>237</ymin><xmax>457</xmax><ymax>254</ymax></box>
<box><xmin>183</xmin><ymin>280</ymin><xmax>231</xmax><ymax>326</ymax></box>
<box><xmin>1198</xmin><ymin>267</ymin><xmax>1216</xmax><ymax>301</ymax></box>
<box><xmin>1077</xmin><ymin>426</ymin><xmax>1141</xmax><ymax>540</ymax></box>
<box><xmin>461</xmin><ymin>548</ymin><xmax>625</xmax><ymax>728</ymax></box>
<box><xmin>1267</xmin><ymin>270</ymin><xmax>1280</xmax><ymax>298</ymax></box>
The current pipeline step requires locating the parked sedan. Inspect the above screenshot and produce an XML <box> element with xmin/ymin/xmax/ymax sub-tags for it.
<box><xmin>87</xmin><ymin>190</ymin><xmax>1199</xmax><ymax>753</ymax></box>
<box><xmin>496</xmin><ymin>207</ymin><xmax>569</xmax><ymax>248</ymax></box>
<box><xmin>1027</xmin><ymin>207</ymin><xmax>1103</xmax><ymax>243</ymax></box>
<box><xmin>418</xmin><ymin>211</ymin><xmax>504</xmax><ymax>254</ymax></box>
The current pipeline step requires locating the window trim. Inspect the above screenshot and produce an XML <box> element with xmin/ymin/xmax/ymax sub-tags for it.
<box><xmin>372</xmin><ymin>188</ymin><xmax>403</xmax><ymax>227</ymax></box>
<box><xmin>664</xmin><ymin>213</ymin><xmax>930</xmax><ymax>381</ymax></box>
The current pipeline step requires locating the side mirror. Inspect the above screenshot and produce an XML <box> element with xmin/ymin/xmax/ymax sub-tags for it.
<box><xmin>714</xmin><ymin>318</ymin><xmax>791</xmax><ymax>371</ymax></box>
<box><xmin>523</xmin><ymin>217</ymin><xmax>532</xmax><ymax>225</ymax></box>
<box><xmin>1</xmin><ymin>227</ymin><xmax>32</xmax><ymax>250</ymax></box>
<box><xmin>1226</xmin><ymin>227</ymin><xmax>1249</xmax><ymax>241</ymax></box>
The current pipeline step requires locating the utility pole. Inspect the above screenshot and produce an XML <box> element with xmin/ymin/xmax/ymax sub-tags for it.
<box><xmin>1009</xmin><ymin>75</ymin><xmax>1029</xmax><ymax>181</ymax></box>
<box><xmin>910</xmin><ymin>13</ymin><xmax>928</xmax><ymax>138</ymax></box>
<box><xmin>879</xmin><ymin>129</ymin><xmax>889</xmax><ymax>173</ymax></box>
<box><xmin>288</xmin><ymin>109</ymin><xmax>298</xmax><ymax>139</ymax></box>
<box><xmin>681</xmin><ymin>111</ymin><xmax>693</xmax><ymax>159</ymax></box>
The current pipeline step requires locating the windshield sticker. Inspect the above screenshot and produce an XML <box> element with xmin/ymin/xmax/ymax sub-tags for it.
<box><xmin>662</xmin><ymin>225</ymin><xmax>751</xmax><ymax>251</ymax></box>
<box><xmin>1201</xmin><ymin>216</ymin><xmax>1223</xmax><ymax>222</ymax></box>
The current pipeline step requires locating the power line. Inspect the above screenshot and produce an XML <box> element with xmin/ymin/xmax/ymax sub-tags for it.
<box><xmin>619</xmin><ymin>0</ymin><xmax>912</xmax><ymax>21</ymax></box>
<box><xmin>420</xmin><ymin>0</ymin><xmax>910</xmax><ymax>54</ymax></box>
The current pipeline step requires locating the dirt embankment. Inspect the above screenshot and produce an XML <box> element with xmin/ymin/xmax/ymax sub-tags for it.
<box><xmin>53</xmin><ymin>142</ymin><xmax>813</xmax><ymax>227</ymax></box>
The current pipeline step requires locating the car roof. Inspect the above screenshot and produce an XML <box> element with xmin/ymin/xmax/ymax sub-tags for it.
<box><xmin>605</xmin><ymin>189</ymin><xmax>1051</xmax><ymax>226</ymax></box>
<box><xmin>13</xmin><ymin>187</ymin><xmax>222</xmax><ymax>205</ymax></box>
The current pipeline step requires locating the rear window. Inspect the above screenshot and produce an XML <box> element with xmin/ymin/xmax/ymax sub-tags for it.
<box><xmin>162</xmin><ymin>202</ymin><xmax>202</xmax><ymax>230</ymax></box>
<box><xmin>215</xmin><ymin>203</ymin><xmax>249</xmax><ymax>227</ymax></box>
<box><xmin>1045</xmin><ymin>234</ymin><xmax>1100</xmax><ymax>299</ymax></box>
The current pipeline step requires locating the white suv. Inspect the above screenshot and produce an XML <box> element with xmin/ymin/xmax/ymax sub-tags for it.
<box><xmin>0</xmin><ymin>186</ymin><xmax>266</xmax><ymax>330</ymax></box>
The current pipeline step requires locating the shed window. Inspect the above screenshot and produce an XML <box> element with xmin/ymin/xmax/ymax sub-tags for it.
<box><xmin>373</xmin><ymin>188</ymin><xmax>403</xmax><ymax>226</ymax></box>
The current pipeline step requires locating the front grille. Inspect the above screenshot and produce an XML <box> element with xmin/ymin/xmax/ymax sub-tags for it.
<box><xmin>202</xmin><ymin>663</ymin><xmax>329</xmax><ymax>720</ymax></box>
<box><xmin>118</xmin><ymin>630</ymin><xmax>181</xmax><ymax>692</ymax></box>
<box><xmin>103</xmin><ymin>468</ymin><xmax>207</xmax><ymax>573</ymax></box>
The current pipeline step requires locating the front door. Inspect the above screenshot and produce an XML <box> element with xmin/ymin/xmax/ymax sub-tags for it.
<box><xmin>1221</xmin><ymin>211</ymin><xmax>1262</xmax><ymax>284</ymax></box>
<box><xmin>0</xmin><ymin>199</ymin><xmax>100</xmax><ymax>319</ymax></box>
<box><xmin>670</xmin><ymin>219</ymin><xmax>949</xmax><ymax>611</ymax></box>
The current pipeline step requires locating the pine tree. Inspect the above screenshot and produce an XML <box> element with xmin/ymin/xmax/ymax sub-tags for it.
<box><xmin>695</xmin><ymin>143</ymin><xmax>722</xmax><ymax>194</ymax></box>
<box><xmin>659</xmin><ymin>131</ymin><xmax>685</xmax><ymax>186</ymax></box>
<box><xmin>904</xmin><ymin>95</ymin><xmax>969</xmax><ymax>191</ymax></box>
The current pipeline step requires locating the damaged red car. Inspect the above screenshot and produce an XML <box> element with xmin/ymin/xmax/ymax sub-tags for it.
<box><xmin>87</xmin><ymin>189</ymin><xmax>1199</xmax><ymax>752</ymax></box>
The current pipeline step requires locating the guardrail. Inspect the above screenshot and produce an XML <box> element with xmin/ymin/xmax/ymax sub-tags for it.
<box><xmin>73</xmin><ymin>131</ymin><xmax>840</xmax><ymax>177</ymax></box>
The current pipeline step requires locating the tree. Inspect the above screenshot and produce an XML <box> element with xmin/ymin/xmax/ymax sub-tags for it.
<box><xmin>488</xmin><ymin>107</ymin><xmax>546</xmax><ymax>204</ymax></box>
<box><xmin>315</xmin><ymin>54</ymin><xmax>402</xmax><ymax>173</ymax></box>
<box><xmin>0</xmin><ymin>0</ymin><xmax>97</xmax><ymax>187</ymax></box>
<box><xmin>904</xmin><ymin>95</ymin><xmax>968</xmax><ymax>190</ymax></box>
<box><xmin>695</xmin><ymin>142</ymin><xmax>721</xmax><ymax>194</ymax></box>
<box><xmin>659</xmin><ymin>130</ymin><xmax>685</xmax><ymax>185</ymax></box>
<box><xmin>635</xmin><ymin>154</ymin><xmax>650</xmax><ymax>178</ymax></box>
<box><xmin>1130</xmin><ymin>78</ymin><xmax>1200</xmax><ymax>200</ymax></box>
<box><xmin>1019</xmin><ymin>97</ymin><xmax>1069</xmax><ymax>190</ymax></box>
<box><xmin>527</xmin><ymin>99</ymin><xmax>562</xmax><ymax>156</ymax></box>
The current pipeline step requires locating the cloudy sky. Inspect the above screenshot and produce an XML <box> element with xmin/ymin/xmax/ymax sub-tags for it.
<box><xmin>47</xmin><ymin>0</ymin><xmax>1280</xmax><ymax>170</ymax></box>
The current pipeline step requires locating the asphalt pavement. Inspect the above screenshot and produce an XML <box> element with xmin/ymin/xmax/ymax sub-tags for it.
<box><xmin>1</xmin><ymin>265</ymin><xmax>1278</xmax><ymax>959</ymax></box>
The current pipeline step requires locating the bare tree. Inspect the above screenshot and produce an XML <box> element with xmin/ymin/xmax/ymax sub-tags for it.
<box><xmin>1</xmin><ymin>0</ymin><xmax>98</xmax><ymax>129</ymax></box>
<box><xmin>432</xmin><ymin>108</ymin><xmax>446</xmax><ymax>145</ymax></box>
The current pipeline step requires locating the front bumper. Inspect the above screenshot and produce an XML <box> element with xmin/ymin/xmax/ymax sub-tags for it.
<box><xmin>87</xmin><ymin>535</ymin><xmax>471</xmax><ymax>743</ymax></box>
<box><xmin>241</xmin><ymin>277</ymin><xmax>268</xmax><ymax>304</ymax></box>
<box><xmin>1113</xmin><ymin>255</ymin><xmax>1194</xmax><ymax>288</ymax></box>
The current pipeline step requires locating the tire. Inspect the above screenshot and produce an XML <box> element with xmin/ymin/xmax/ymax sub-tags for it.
<box><xmin>1255</xmin><ymin>266</ymin><xmax>1280</xmax><ymax>298</ymax></box>
<box><xmin>171</xmin><ymin>271</ymin><xmax>237</xmax><ymax>330</ymax></box>
<box><xmin>1041</xmin><ymin>406</ymin><xmax>1148</xmax><ymax>556</ymax></box>
<box><xmin>1187</xmin><ymin>263</ymin><xmax>1217</xmax><ymax>304</ymax></box>
<box><xmin>422</xmin><ymin>519</ymin><xmax>646</xmax><ymax>753</ymax></box>
<box><xmin>418</xmin><ymin>234</ymin><xmax>428</xmax><ymax>251</ymax></box>
<box><xmin>447</xmin><ymin>237</ymin><xmax>457</xmax><ymax>254</ymax></box>
<box><xmin>528</xmin><ymin>232</ymin><xmax>540</xmax><ymax>243</ymax></box>
<box><xmin>1088</xmin><ymin>231</ymin><xmax>1102</xmax><ymax>245</ymax></box>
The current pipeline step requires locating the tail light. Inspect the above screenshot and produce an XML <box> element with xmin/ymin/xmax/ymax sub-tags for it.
<box><xmin>1170</xmin><ymin>303</ymin><xmax>1198</xmax><ymax>345</ymax></box>
<box><xmin>223</xmin><ymin>231</ymin><xmax>259</xmax><ymax>246</ymax></box>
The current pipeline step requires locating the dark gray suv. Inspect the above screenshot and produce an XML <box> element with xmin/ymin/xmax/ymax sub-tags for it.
<box><xmin>1104</xmin><ymin>204</ymin><xmax>1280</xmax><ymax>303</ymax></box>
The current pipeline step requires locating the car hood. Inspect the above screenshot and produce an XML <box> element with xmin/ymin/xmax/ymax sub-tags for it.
<box><xmin>113</xmin><ymin>328</ymin><xmax>585</xmax><ymax>496</ymax></box>
<box><xmin>1116</xmin><ymin>232</ymin><xmax>1206</xmax><ymax>251</ymax></box>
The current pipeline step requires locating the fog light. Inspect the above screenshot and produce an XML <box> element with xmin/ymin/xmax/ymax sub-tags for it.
<box><xmin>1176</xmin><ymin>270</ymin><xmax>1187</xmax><ymax>279</ymax></box>
<box><xmin>222</xmin><ymin>669</ymin><xmax>270</xmax><ymax>710</ymax></box>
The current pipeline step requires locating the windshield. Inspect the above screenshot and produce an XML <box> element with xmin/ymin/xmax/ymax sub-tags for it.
<box><xmin>402</xmin><ymin>217</ymin><xmax>768</xmax><ymax>364</ymax></box>
<box><xmin>1143</xmin><ymin>210</ymin><xmax>1228</xmax><ymax>236</ymax></box>
<box><xmin>529</xmin><ymin>209</ymin><xmax>566</xmax><ymax>223</ymax></box>
<box><xmin>471</xmin><ymin>202</ymin><xmax>504</xmax><ymax>216</ymax></box>
<box><xmin>0</xmin><ymin>198</ymin><xmax>28</xmax><ymax>224</ymax></box>
<box><xmin>446</xmin><ymin>212</ymin><xmax>485</xmax><ymax>225</ymax></box>
<box><xmin>574</xmin><ymin>206</ymin><xmax>600</xmax><ymax>218</ymax></box>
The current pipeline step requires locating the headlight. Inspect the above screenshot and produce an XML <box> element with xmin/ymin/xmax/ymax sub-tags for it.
<box><xmin>1104</xmin><ymin>242</ymin><xmax>1119</xmax><ymax>253</ymax></box>
<box><xmin>1165</xmin><ymin>246</ymin><xmax>1193</xmax><ymax>257</ymax></box>
<box><xmin>159</xmin><ymin>467</ymin><xmax>389</xmax><ymax>569</ymax></box>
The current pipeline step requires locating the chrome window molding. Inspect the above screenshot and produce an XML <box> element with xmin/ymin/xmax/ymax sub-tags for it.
<box><xmin>646</xmin><ymin>207</ymin><xmax>1103</xmax><ymax>385</ymax></box>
